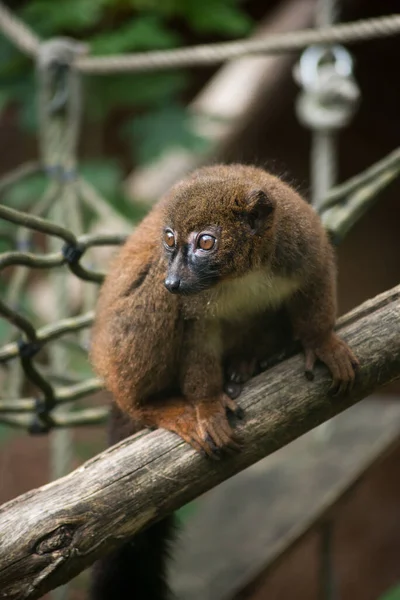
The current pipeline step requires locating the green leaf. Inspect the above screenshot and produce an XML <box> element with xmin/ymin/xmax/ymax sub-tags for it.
<box><xmin>125</xmin><ymin>104</ymin><xmax>210</xmax><ymax>164</ymax></box>
<box><xmin>90</xmin><ymin>15</ymin><xmax>182</xmax><ymax>54</ymax></box>
<box><xmin>379</xmin><ymin>585</ymin><xmax>400</xmax><ymax>600</ymax></box>
<box><xmin>0</xmin><ymin>37</ymin><xmax>28</xmax><ymax>78</ymax></box>
<box><xmin>184</xmin><ymin>1</ymin><xmax>253</xmax><ymax>36</ymax></box>
<box><xmin>126</xmin><ymin>0</ymin><xmax>181</xmax><ymax>16</ymax></box>
<box><xmin>87</xmin><ymin>71</ymin><xmax>188</xmax><ymax>118</ymax></box>
<box><xmin>21</xmin><ymin>0</ymin><xmax>107</xmax><ymax>35</ymax></box>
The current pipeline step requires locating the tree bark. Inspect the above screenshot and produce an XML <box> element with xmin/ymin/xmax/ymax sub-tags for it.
<box><xmin>0</xmin><ymin>284</ymin><xmax>400</xmax><ymax>600</ymax></box>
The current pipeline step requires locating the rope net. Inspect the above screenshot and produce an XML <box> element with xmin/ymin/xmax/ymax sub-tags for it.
<box><xmin>0</xmin><ymin>3</ymin><xmax>400</xmax><ymax>433</ymax></box>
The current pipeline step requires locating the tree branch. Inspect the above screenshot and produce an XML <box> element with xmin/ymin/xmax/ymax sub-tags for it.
<box><xmin>0</xmin><ymin>284</ymin><xmax>400</xmax><ymax>599</ymax></box>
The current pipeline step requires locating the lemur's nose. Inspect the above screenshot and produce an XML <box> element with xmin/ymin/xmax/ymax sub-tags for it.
<box><xmin>164</xmin><ymin>276</ymin><xmax>181</xmax><ymax>293</ymax></box>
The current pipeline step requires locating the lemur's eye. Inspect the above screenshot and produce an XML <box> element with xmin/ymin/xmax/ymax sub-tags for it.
<box><xmin>197</xmin><ymin>234</ymin><xmax>216</xmax><ymax>251</ymax></box>
<box><xmin>164</xmin><ymin>229</ymin><xmax>175</xmax><ymax>249</ymax></box>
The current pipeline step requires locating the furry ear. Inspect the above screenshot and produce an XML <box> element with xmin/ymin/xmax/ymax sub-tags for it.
<box><xmin>245</xmin><ymin>190</ymin><xmax>274</xmax><ymax>232</ymax></box>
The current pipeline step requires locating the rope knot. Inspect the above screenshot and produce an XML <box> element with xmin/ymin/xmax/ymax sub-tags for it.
<box><xmin>17</xmin><ymin>338</ymin><xmax>42</xmax><ymax>359</ymax></box>
<box><xmin>62</xmin><ymin>242</ymin><xmax>84</xmax><ymax>265</ymax></box>
<box><xmin>28</xmin><ymin>398</ymin><xmax>56</xmax><ymax>434</ymax></box>
<box><xmin>37</xmin><ymin>38</ymin><xmax>87</xmax><ymax>173</ymax></box>
<box><xmin>28</xmin><ymin>413</ymin><xmax>53</xmax><ymax>435</ymax></box>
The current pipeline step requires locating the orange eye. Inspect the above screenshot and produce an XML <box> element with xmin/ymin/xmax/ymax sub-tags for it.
<box><xmin>164</xmin><ymin>230</ymin><xmax>175</xmax><ymax>249</ymax></box>
<box><xmin>197</xmin><ymin>234</ymin><xmax>216</xmax><ymax>251</ymax></box>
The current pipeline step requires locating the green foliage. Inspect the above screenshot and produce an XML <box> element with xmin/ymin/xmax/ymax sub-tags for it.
<box><xmin>0</xmin><ymin>0</ymin><xmax>254</xmax><ymax>197</ymax></box>
<box><xmin>21</xmin><ymin>0</ymin><xmax>107</xmax><ymax>35</ymax></box>
<box><xmin>90</xmin><ymin>15</ymin><xmax>182</xmax><ymax>54</ymax></box>
<box><xmin>380</xmin><ymin>585</ymin><xmax>400</xmax><ymax>600</ymax></box>
<box><xmin>125</xmin><ymin>103</ymin><xmax>210</xmax><ymax>164</ymax></box>
<box><xmin>87</xmin><ymin>71</ymin><xmax>189</xmax><ymax>119</ymax></box>
<box><xmin>127</xmin><ymin>0</ymin><xmax>253</xmax><ymax>37</ymax></box>
<box><xmin>181</xmin><ymin>0</ymin><xmax>253</xmax><ymax>36</ymax></box>
<box><xmin>0</xmin><ymin>160</ymin><xmax>142</xmax><ymax>222</ymax></box>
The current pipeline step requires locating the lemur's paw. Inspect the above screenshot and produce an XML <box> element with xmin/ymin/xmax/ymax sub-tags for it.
<box><xmin>304</xmin><ymin>333</ymin><xmax>359</xmax><ymax>396</ymax></box>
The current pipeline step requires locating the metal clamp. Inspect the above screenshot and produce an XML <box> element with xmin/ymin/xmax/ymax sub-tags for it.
<box><xmin>294</xmin><ymin>44</ymin><xmax>360</xmax><ymax>131</ymax></box>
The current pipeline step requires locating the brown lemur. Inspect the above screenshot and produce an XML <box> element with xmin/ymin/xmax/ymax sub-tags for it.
<box><xmin>89</xmin><ymin>164</ymin><xmax>358</xmax><ymax>600</ymax></box>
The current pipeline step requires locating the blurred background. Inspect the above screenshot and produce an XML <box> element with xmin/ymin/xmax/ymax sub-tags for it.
<box><xmin>0</xmin><ymin>0</ymin><xmax>400</xmax><ymax>598</ymax></box>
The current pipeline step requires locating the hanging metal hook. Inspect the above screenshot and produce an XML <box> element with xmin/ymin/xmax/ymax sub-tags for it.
<box><xmin>296</xmin><ymin>44</ymin><xmax>354</xmax><ymax>90</ymax></box>
<box><xmin>293</xmin><ymin>43</ymin><xmax>360</xmax><ymax>131</ymax></box>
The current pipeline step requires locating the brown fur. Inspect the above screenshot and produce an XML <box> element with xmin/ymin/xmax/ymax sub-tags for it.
<box><xmin>90</xmin><ymin>164</ymin><xmax>358</xmax><ymax>457</ymax></box>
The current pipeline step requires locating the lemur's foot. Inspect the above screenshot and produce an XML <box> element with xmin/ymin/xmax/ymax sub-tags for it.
<box><xmin>141</xmin><ymin>395</ymin><xmax>243</xmax><ymax>459</ymax></box>
<box><xmin>304</xmin><ymin>333</ymin><xmax>359</xmax><ymax>396</ymax></box>
<box><xmin>191</xmin><ymin>394</ymin><xmax>243</xmax><ymax>458</ymax></box>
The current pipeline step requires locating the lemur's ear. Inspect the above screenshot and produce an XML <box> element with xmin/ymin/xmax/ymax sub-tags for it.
<box><xmin>245</xmin><ymin>190</ymin><xmax>274</xmax><ymax>232</ymax></box>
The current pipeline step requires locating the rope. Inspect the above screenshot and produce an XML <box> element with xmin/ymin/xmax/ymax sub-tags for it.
<box><xmin>315</xmin><ymin>0</ymin><xmax>339</xmax><ymax>27</ymax></box>
<box><xmin>311</xmin><ymin>134</ymin><xmax>337</xmax><ymax>207</ymax></box>
<box><xmin>0</xmin><ymin>0</ymin><xmax>399</xmax><ymax>434</ymax></box>
<box><xmin>0</xmin><ymin>146</ymin><xmax>399</xmax><ymax>428</ymax></box>
<box><xmin>0</xmin><ymin>2</ymin><xmax>399</xmax><ymax>72</ymax></box>
<box><xmin>37</xmin><ymin>39</ymin><xmax>87</xmax><ymax>175</ymax></box>
<box><xmin>0</xmin><ymin>2</ymin><xmax>39</xmax><ymax>57</ymax></box>
<box><xmin>75</xmin><ymin>14</ymin><xmax>400</xmax><ymax>73</ymax></box>
<box><xmin>311</xmin><ymin>0</ymin><xmax>339</xmax><ymax>207</ymax></box>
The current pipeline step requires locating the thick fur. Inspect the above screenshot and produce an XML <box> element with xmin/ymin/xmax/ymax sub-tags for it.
<box><xmin>89</xmin><ymin>164</ymin><xmax>358</xmax><ymax>598</ymax></box>
<box><xmin>90</xmin><ymin>518</ymin><xmax>174</xmax><ymax>600</ymax></box>
<box><xmin>91</xmin><ymin>163</ymin><xmax>357</xmax><ymax>451</ymax></box>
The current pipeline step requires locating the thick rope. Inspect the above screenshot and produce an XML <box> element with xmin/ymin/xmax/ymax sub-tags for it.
<box><xmin>0</xmin><ymin>2</ymin><xmax>39</xmax><ymax>56</ymax></box>
<box><xmin>0</xmin><ymin>0</ymin><xmax>399</xmax><ymax>435</ymax></box>
<box><xmin>0</xmin><ymin>2</ymin><xmax>399</xmax><ymax>72</ymax></box>
<box><xmin>75</xmin><ymin>14</ymin><xmax>400</xmax><ymax>73</ymax></box>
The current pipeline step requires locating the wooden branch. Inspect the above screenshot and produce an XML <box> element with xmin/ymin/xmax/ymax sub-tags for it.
<box><xmin>1</xmin><ymin>284</ymin><xmax>400</xmax><ymax>599</ymax></box>
<box><xmin>172</xmin><ymin>399</ymin><xmax>400</xmax><ymax>599</ymax></box>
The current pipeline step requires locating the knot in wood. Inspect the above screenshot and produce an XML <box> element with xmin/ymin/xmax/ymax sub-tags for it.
<box><xmin>35</xmin><ymin>525</ymin><xmax>75</xmax><ymax>555</ymax></box>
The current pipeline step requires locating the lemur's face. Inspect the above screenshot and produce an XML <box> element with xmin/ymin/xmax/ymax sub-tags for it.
<box><xmin>163</xmin><ymin>224</ymin><xmax>221</xmax><ymax>295</ymax></box>
<box><xmin>162</xmin><ymin>178</ymin><xmax>275</xmax><ymax>296</ymax></box>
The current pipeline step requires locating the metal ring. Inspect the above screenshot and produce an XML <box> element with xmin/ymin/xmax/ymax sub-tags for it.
<box><xmin>297</xmin><ymin>44</ymin><xmax>354</xmax><ymax>89</ymax></box>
